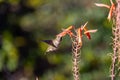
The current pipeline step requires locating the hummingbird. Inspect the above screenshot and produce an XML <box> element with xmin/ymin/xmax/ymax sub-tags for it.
<box><xmin>42</xmin><ymin>36</ymin><xmax>62</xmax><ymax>53</ymax></box>
<box><xmin>42</xmin><ymin>26</ymin><xmax>73</xmax><ymax>53</ymax></box>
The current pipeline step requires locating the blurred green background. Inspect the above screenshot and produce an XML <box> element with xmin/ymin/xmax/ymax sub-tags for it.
<box><xmin>0</xmin><ymin>0</ymin><xmax>113</xmax><ymax>80</ymax></box>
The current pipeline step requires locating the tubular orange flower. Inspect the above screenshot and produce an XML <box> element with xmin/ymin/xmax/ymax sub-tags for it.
<box><xmin>57</xmin><ymin>26</ymin><xmax>74</xmax><ymax>37</ymax></box>
<box><xmin>84</xmin><ymin>27</ymin><xmax>91</xmax><ymax>39</ymax></box>
<box><xmin>81</xmin><ymin>22</ymin><xmax>91</xmax><ymax>39</ymax></box>
<box><xmin>107</xmin><ymin>2</ymin><xmax>115</xmax><ymax>21</ymax></box>
<box><xmin>67</xmin><ymin>30</ymin><xmax>75</xmax><ymax>38</ymax></box>
<box><xmin>77</xmin><ymin>28</ymin><xmax>82</xmax><ymax>46</ymax></box>
<box><xmin>95</xmin><ymin>0</ymin><xmax>115</xmax><ymax>21</ymax></box>
<box><xmin>81</xmin><ymin>22</ymin><xmax>97</xmax><ymax>40</ymax></box>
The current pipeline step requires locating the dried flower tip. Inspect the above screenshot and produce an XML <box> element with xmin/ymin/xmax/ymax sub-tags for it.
<box><xmin>110</xmin><ymin>0</ymin><xmax>113</xmax><ymax>5</ymax></box>
<box><xmin>94</xmin><ymin>3</ymin><xmax>110</xmax><ymax>8</ymax></box>
<box><xmin>84</xmin><ymin>29</ymin><xmax>98</xmax><ymax>34</ymax></box>
<box><xmin>81</xmin><ymin>22</ymin><xmax>88</xmax><ymax>30</ymax></box>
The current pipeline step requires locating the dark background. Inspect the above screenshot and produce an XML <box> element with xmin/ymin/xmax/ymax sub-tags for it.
<box><xmin>0</xmin><ymin>0</ymin><xmax>113</xmax><ymax>80</ymax></box>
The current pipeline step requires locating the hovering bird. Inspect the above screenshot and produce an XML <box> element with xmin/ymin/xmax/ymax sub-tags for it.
<box><xmin>42</xmin><ymin>26</ymin><xmax>74</xmax><ymax>53</ymax></box>
<box><xmin>42</xmin><ymin>36</ymin><xmax>62</xmax><ymax>53</ymax></box>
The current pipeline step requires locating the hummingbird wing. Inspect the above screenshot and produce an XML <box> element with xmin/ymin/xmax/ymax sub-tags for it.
<box><xmin>45</xmin><ymin>36</ymin><xmax>62</xmax><ymax>53</ymax></box>
<box><xmin>42</xmin><ymin>40</ymin><xmax>56</xmax><ymax>48</ymax></box>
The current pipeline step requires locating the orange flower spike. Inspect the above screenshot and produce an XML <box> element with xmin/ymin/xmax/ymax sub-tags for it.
<box><xmin>57</xmin><ymin>26</ymin><xmax>74</xmax><ymax>37</ymax></box>
<box><xmin>77</xmin><ymin>28</ymin><xmax>82</xmax><ymax>46</ymax></box>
